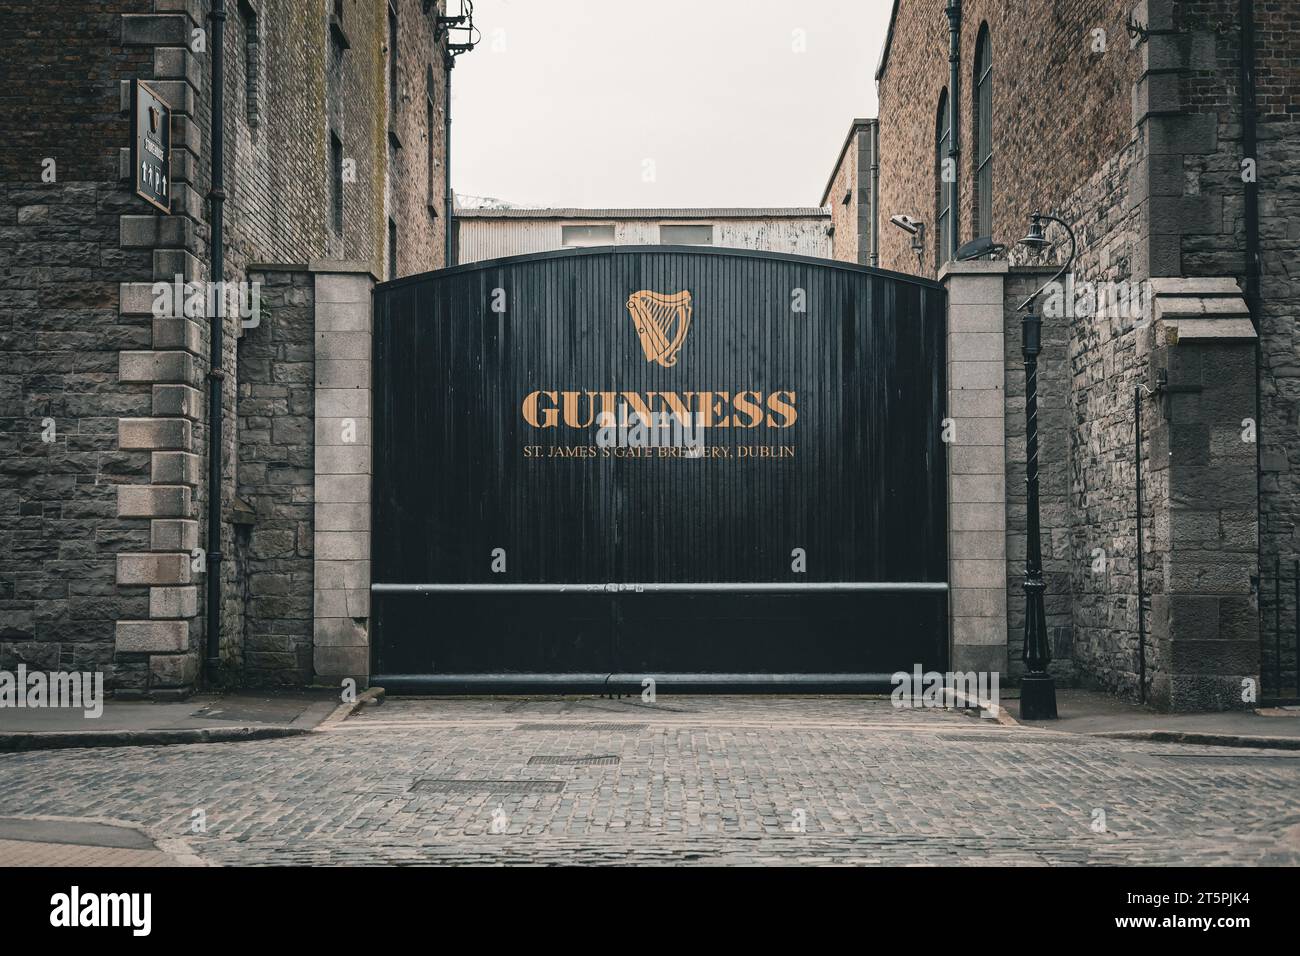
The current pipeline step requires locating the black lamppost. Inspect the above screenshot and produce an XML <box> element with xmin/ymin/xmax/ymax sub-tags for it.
<box><xmin>1014</xmin><ymin>213</ymin><xmax>1075</xmax><ymax>720</ymax></box>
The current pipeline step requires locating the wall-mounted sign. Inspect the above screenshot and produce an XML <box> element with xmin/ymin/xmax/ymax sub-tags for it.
<box><xmin>132</xmin><ymin>79</ymin><xmax>171</xmax><ymax>214</ymax></box>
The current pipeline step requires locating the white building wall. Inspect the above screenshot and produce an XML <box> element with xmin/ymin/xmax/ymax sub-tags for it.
<box><xmin>457</xmin><ymin>216</ymin><xmax>833</xmax><ymax>264</ymax></box>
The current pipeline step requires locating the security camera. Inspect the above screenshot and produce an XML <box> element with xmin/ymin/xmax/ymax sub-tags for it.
<box><xmin>889</xmin><ymin>214</ymin><xmax>922</xmax><ymax>235</ymax></box>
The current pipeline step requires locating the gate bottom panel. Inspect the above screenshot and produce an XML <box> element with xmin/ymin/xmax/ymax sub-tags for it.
<box><xmin>372</xmin><ymin>591</ymin><xmax>947</xmax><ymax>680</ymax></box>
<box><xmin>372</xmin><ymin>592</ymin><xmax>614</xmax><ymax>676</ymax></box>
<box><xmin>615</xmin><ymin>592</ymin><xmax>946</xmax><ymax>675</ymax></box>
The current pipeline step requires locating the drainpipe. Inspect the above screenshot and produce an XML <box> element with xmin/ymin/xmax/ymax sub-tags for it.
<box><xmin>869</xmin><ymin>122</ymin><xmax>880</xmax><ymax>268</ymax></box>
<box><xmin>444</xmin><ymin>50</ymin><xmax>454</xmax><ymax>266</ymax></box>
<box><xmin>945</xmin><ymin>0</ymin><xmax>962</xmax><ymax>261</ymax></box>
<box><xmin>1240</xmin><ymin>0</ymin><xmax>1263</xmax><ymax>622</ymax></box>
<box><xmin>1241</xmin><ymin>1</ymin><xmax>1260</xmax><ymax>323</ymax></box>
<box><xmin>1135</xmin><ymin>386</ymin><xmax>1147</xmax><ymax>703</ymax></box>
<box><xmin>205</xmin><ymin>0</ymin><xmax>227</xmax><ymax>681</ymax></box>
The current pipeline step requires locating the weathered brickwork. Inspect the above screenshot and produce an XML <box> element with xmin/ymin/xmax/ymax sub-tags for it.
<box><xmin>878</xmin><ymin>0</ymin><xmax>1149</xmax><ymax>698</ymax></box>
<box><xmin>877</xmin><ymin>0</ymin><xmax>1283</xmax><ymax>708</ymax></box>
<box><xmin>1058</xmin><ymin>133</ymin><xmax>1152</xmax><ymax>701</ymax></box>
<box><xmin>2</xmin><ymin>0</ymin><xmax>452</xmax><ymax>692</ymax></box>
<box><xmin>822</xmin><ymin>120</ymin><xmax>877</xmax><ymax>266</ymax></box>
<box><xmin>876</xmin><ymin>0</ymin><xmax>1137</xmax><ymax>277</ymax></box>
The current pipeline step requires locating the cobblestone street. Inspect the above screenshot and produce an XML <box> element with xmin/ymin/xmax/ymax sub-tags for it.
<box><xmin>2</xmin><ymin>697</ymin><xmax>1299</xmax><ymax>866</ymax></box>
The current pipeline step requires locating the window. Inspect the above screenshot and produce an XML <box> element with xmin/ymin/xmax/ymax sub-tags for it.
<box><xmin>329</xmin><ymin>0</ymin><xmax>350</xmax><ymax>57</ymax></box>
<box><xmin>660</xmin><ymin>224</ymin><xmax>714</xmax><ymax>245</ymax></box>
<box><xmin>974</xmin><ymin>25</ymin><xmax>993</xmax><ymax>241</ymax></box>
<box><xmin>387</xmin><ymin>3</ymin><xmax>399</xmax><ymax>119</ymax></box>
<box><xmin>239</xmin><ymin>0</ymin><xmax>259</xmax><ymax>126</ymax></box>
<box><xmin>330</xmin><ymin>132</ymin><xmax>344</xmax><ymax>234</ymax></box>
<box><xmin>388</xmin><ymin>218</ymin><xmax>398</xmax><ymax>280</ymax></box>
<box><xmin>561</xmin><ymin>224</ymin><xmax>615</xmax><ymax>247</ymax></box>
<box><xmin>935</xmin><ymin>89</ymin><xmax>952</xmax><ymax>264</ymax></box>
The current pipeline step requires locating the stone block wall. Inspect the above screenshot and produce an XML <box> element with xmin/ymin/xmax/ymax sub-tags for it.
<box><xmin>2</xmin><ymin>0</ymin><xmax>452</xmax><ymax>693</ymax></box>
<box><xmin>234</xmin><ymin>266</ymin><xmax>316</xmax><ymax>685</ymax></box>
<box><xmin>0</xmin><ymin>181</ymin><xmax>153</xmax><ymax>683</ymax></box>
<box><xmin>0</xmin><ymin>0</ymin><xmax>157</xmax><ymax>685</ymax></box>
<box><xmin>943</xmin><ymin>262</ymin><xmax>1009</xmax><ymax>677</ymax></box>
<box><xmin>1166</xmin><ymin>0</ymin><xmax>1300</xmax><ymax>693</ymax></box>
<box><xmin>311</xmin><ymin>268</ymin><xmax>374</xmax><ymax>686</ymax></box>
<box><xmin>876</xmin><ymin>0</ymin><xmax>1273</xmax><ymax>708</ymax></box>
<box><xmin>1146</xmin><ymin>280</ymin><xmax>1260</xmax><ymax>708</ymax></box>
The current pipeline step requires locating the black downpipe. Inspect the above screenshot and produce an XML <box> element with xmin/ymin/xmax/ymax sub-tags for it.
<box><xmin>869</xmin><ymin>123</ymin><xmax>880</xmax><ymax>268</ymax></box>
<box><xmin>1241</xmin><ymin>1</ymin><xmax>1260</xmax><ymax>322</ymax></box>
<box><xmin>1135</xmin><ymin>386</ymin><xmax>1146</xmax><ymax>703</ymax></box>
<box><xmin>205</xmin><ymin>0</ymin><xmax>227</xmax><ymax>681</ymax></box>
<box><xmin>444</xmin><ymin>52</ymin><xmax>454</xmax><ymax>266</ymax></box>
<box><xmin>945</xmin><ymin>0</ymin><xmax>962</xmax><ymax>260</ymax></box>
<box><xmin>1240</xmin><ymin>0</ymin><xmax>1263</xmax><ymax>681</ymax></box>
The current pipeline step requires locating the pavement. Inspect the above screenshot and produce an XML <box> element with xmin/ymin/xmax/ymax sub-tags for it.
<box><xmin>2</xmin><ymin>694</ymin><xmax>1299</xmax><ymax>866</ymax></box>
<box><xmin>1004</xmin><ymin>688</ymin><xmax>1300</xmax><ymax>748</ymax></box>
<box><xmin>1</xmin><ymin>683</ymin><xmax>1295</xmax><ymax>751</ymax></box>
<box><xmin>0</xmin><ymin>690</ymin><xmax>344</xmax><ymax>751</ymax></box>
<box><xmin>0</xmin><ymin>815</ymin><xmax>203</xmax><ymax>866</ymax></box>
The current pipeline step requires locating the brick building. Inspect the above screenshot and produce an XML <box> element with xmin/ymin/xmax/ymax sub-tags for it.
<box><xmin>869</xmin><ymin>0</ymin><xmax>1299</xmax><ymax>708</ymax></box>
<box><xmin>0</xmin><ymin>0</ymin><xmax>462</xmax><ymax>694</ymax></box>
<box><xmin>821</xmin><ymin>119</ymin><xmax>880</xmax><ymax>266</ymax></box>
<box><xmin>3</xmin><ymin>0</ymin><xmax>1294</xmax><ymax>711</ymax></box>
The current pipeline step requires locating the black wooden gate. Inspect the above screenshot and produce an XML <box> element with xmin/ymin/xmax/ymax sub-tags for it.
<box><xmin>371</xmin><ymin>246</ymin><xmax>947</xmax><ymax>692</ymax></box>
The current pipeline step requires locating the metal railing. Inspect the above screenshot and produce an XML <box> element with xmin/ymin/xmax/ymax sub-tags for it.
<box><xmin>1260</xmin><ymin>555</ymin><xmax>1300</xmax><ymax>703</ymax></box>
<box><xmin>372</xmin><ymin>582</ymin><xmax>949</xmax><ymax>595</ymax></box>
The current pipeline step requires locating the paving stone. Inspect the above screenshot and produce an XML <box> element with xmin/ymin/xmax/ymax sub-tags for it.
<box><xmin>0</xmin><ymin>698</ymin><xmax>1296</xmax><ymax>866</ymax></box>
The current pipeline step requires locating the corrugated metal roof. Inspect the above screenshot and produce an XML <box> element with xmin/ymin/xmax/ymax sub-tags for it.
<box><xmin>455</xmin><ymin>207</ymin><xmax>830</xmax><ymax>220</ymax></box>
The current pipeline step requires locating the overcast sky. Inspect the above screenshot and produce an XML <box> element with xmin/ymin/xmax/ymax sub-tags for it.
<box><xmin>451</xmin><ymin>0</ymin><xmax>893</xmax><ymax>208</ymax></box>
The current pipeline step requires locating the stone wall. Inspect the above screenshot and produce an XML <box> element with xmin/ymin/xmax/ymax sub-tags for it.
<box><xmin>876</xmin><ymin>0</ymin><xmax>1273</xmax><ymax>708</ymax></box>
<box><xmin>2</xmin><ymin>0</ymin><xmax>452</xmax><ymax>693</ymax></box>
<box><xmin>0</xmin><ymin>0</ymin><xmax>155</xmax><ymax>686</ymax></box>
<box><xmin>877</xmin><ymin>0</ymin><xmax>1150</xmax><ymax>696</ymax></box>
<box><xmin>943</xmin><ymin>262</ymin><xmax>1009</xmax><ymax>677</ymax></box>
<box><xmin>1168</xmin><ymin>0</ymin><xmax>1300</xmax><ymax>693</ymax></box>
<box><xmin>0</xmin><ymin>181</ymin><xmax>152</xmax><ymax>683</ymax></box>
<box><xmin>234</xmin><ymin>267</ymin><xmax>316</xmax><ymax>685</ymax></box>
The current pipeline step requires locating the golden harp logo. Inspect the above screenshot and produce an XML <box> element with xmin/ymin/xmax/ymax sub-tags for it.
<box><xmin>626</xmin><ymin>290</ymin><xmax>693</xmax><ymax>368</ymax></box>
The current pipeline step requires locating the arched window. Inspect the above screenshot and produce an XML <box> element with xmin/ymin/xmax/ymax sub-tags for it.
<box><xmin>974</xmin><ymin>25</ymin><xmax>993</xmax><ymax>240</ymax></box>
<box><xmin>935</xmin><ymin>89</ymin><xmax>951</xmax><ymax>264</ymax></box>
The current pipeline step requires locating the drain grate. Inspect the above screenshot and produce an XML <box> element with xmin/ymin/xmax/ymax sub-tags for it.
<box><xmin>527</xmin><ymin>754</ymin><xmax>622</xmax><ymax>766</ymax></box>
<box><xmin>410</xmin><ymin>779</ymin><xmax>566</xmax><ymax>794</ymax></box>
<box><xmin>936</xmin><ymin>734</ymin><xmax>1063</xmax><ymax>745</ymax></box>
<box><xmin>514</xmin><ymin>722</ymin><xmax>647</xmax><ymax>732</ymax></box>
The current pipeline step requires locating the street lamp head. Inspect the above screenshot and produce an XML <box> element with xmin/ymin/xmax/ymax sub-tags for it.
<box><xmin>1018</xmin><ymin>214</ymin><xmax>1050</xmax><ymax>254</ymax></box>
